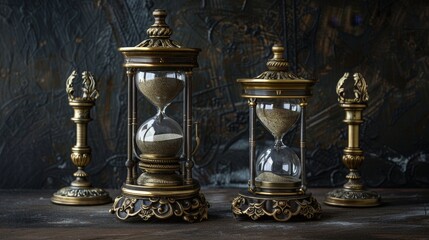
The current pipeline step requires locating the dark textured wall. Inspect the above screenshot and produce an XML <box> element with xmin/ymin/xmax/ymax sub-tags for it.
<box><xmin>0</xmin><ymin>0</ymin><xmax>428</xmax><ymax>189</ymax></box>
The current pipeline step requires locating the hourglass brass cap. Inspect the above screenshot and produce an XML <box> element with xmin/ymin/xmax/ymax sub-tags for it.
<box><xmin>119</xmin><ymin>9</ymin><xmax>200</xmax><ymax>70</ymax></box>
<box><xmin>237</xmin><ymin>44</ymin><xmax>316</xmax><ymax>99</ymax></box>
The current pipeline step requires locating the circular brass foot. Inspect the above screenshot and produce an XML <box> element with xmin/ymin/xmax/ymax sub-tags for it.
<box><xmin>51</xmin><ymin>186</ymin><xmax>112</xmax><ymax>205</ymax></box>
<box><xmin>232</xmin><ymin>191</ymin><xmax>322</xmax><ymax>221</ymax></box>
<box><xmin>324</xmin><ymin>188</ymin><xmax>381</xmax><ymax>207</ymax></box>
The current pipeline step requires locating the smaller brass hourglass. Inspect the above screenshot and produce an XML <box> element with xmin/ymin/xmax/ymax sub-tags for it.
<box><xmin>232</xmin><ymin>45</ymin><xmax>321</xmax><ymax>221</ymax></box>
<box><xmin>324</xmin><ymin>72</ymin><xmax>381</xmax><ymax>207</ymax></box>
<box><xmin>51</xmin><ymin>71</ymin><xmax>111</xmax><ymax>205</ymax></box>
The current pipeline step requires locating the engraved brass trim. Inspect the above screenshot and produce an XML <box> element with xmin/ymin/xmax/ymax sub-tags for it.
<box><xmin>121</xmin><ymin>183</ymin><xmax>201</xmax><ymax>198</ymax></box>
<box><xmin>52</xmin><ymin>186</ymin><xmax>111</xmax><ymax>206</ymax></box>
<box><xmin>324</xmin><ymin>189</ymin><xmax>381</xmax><ymax>207</ymax></box>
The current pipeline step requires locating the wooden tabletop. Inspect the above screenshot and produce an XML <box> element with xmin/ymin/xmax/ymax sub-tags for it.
<box><xmin>0</xmin><ymin>188</ymin><xmax>428</xmax><ymax>239</ymax></box>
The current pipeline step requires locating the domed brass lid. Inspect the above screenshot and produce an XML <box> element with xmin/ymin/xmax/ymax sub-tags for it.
<box><xmin>237</xmin><ymin>44</ymin><xmax>315</xmax><ymax>98</ymax></box>
<box><xmin>119</xmin><ymin>9</ymin><xmax>200</xmax><ymax>70</ymax></box>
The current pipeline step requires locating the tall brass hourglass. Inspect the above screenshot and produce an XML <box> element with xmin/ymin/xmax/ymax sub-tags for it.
<box><xmin>110</xmin><ymin>9</ymin><xmax>209</xmax><ymax>222</ymax></box>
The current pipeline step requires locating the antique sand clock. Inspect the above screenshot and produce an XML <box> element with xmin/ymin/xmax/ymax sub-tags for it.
<box><xmin>232</xmin><ymin>45</ymin><xmax>321</xmax><ymax>221</ymax></box>
<box><xmin>110</xmin><ymin>9</ymin><xmax>209</xmax><ymax>222</ymax></box>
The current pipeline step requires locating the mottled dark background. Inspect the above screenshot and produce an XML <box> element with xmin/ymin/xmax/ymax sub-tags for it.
<box><xmin>0</xmin><ymin>0</ymin><xmax>428</xmax><ymax>189</ymax></box>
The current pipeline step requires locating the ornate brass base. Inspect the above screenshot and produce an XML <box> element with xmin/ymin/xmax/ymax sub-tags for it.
<box><xmin>232</xmin><ymin>191</ymin><xmax>321</xmax><ymax>221</ymax></box>
<box><xmin>51</xmin><ymin>186</ymin><xmax>111</xmax><ymax>205</ymax></box>
<box><xmin>110</xmin><ymin>183</ymin><xmax>209</xmax><ymax>222</ymax></box>
<box><xmin>324</xmin><ymin>188</ymin><xmax>381</xmax><ymax>207</ymax></box>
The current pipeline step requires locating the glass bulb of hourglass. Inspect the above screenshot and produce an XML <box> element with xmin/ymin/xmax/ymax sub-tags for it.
<box><xmin>135</xmin><ymin>71</ymin><xmax>185</xmax><ymax>158</ymax></box>
<box><xmin>255</xmin><ymin>99</ymin><xmax>301</xmax><ymax>184</ymax></box>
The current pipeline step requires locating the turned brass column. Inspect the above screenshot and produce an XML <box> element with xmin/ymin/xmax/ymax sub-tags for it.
<box><xmin>324</xmin><ymin>72</ymin><xmax>381</xmax><ymax>207</ymax></box>
<box><xmin>52</xmin><ymin>71</ymin><xmax>111</xmax><ymax>205</ymax></box>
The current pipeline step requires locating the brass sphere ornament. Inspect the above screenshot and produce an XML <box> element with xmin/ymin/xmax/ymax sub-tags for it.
<box><xmin>51</xmin><ymin>70</ymin><xmax>111</xmax><ymax>205</ymax></box>
<box><xmin>109</xmin><ymin>9</ymin><xmax>209</xmax><ymax>222</ymax></box>
<box><xmin>324</xmin><ymin>72</ymin><xmax>381</xmax><ymax>207</ymax></box>
<box><xmin>232</xmin><ymin>44</ymin><xmax>322</xmax><ymax>221</ymax></box>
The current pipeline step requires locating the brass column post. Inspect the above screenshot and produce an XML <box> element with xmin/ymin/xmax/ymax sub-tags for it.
<box><xmin>325</xmin><ymin>72</ymin><xmax>381</xmax><ymax>207</ymax></box>
<box><xmin>126</xmin><ymin>68</ymin><xmax>136</xmax><ymax>185</ymax></box>
<box><xmin>52</xmin><ymin>71</ymin><xmax>111</xmax><ymax>205</ymax></box>
<box><xmin>299</xmin><ymin>99</ymin><xmax>307</xmax><ymax>193</ymax></box>
<box><xmin>185</xmin><ymin>71</ymin><xmax>194</xmax><ymax>185</ymax></box>
<box><xmin>248</xmin><ymin>98</ymin><xmax>257</xmax><ymax>192</ymax></box>
<box><xmin>342</xmin><ymin>103</ymin><xmax>365</xmax><ymax>191</ymax></box>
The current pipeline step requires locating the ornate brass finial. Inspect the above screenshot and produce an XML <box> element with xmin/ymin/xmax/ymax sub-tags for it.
<box><xmin>256</xmin><ymin>44</ymin><xmax>301</xmax><ymax>80</ymax></box>
<box><xmin>336</xmin><ymin>72</ymin><xmax>369</xmax><ymax>104</ymax></box>
<box><xmin>147</xmin><ymin>9</ymin><xmax>172</xmax><ymax>39</ymax></box>
<box><xmin>66</xmin><ymin>71</ymin><xmax>99</xmax><ymax>101</ymax></box>
<box><xmin>136</xmin><ymin>9</ymin><xmax>181</xmax><ymax>48</ymax></box>
<box><xmin>266</xmin><ymin>44</ymin><xmax>288</xmax><ymax>71</ymax></box>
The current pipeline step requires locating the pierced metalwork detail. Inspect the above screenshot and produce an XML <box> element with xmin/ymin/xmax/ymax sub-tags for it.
<box><xmin>336</xmin><ymin>72</ymin><xmax>369</xmax><ymax>104</ymax></box>
<box><xmin>65</xmin><ymin>70</ymin><xmax>99</xmax><ymax>101</ymax></box>
<box><xmin>110</xmin><ymin>194</ymin><xmax>209</xmax><ymax>223</ymax></box>
<box><xmin>232</xmin><ymin>195</ymin><xmax>321</xmax><ymax>222</ymax></box>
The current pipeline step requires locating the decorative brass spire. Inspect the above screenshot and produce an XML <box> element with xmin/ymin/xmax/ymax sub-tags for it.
<box><xmin>256</xmin><ymin>44</ymin><xmax>301</xmax><ymax>80</ymax></box>
<box><xmin>266</xmin><ymin>45</ymin><xmax>288</xmax><ymax>71</ymax></box>
<box><xmin>135</xmin><ymin>9</ymin><xmax>181</xmax><ymax>48</ymax></box>
<box><xmin>336</xmin><ymin>72</ymin><xmax>369</xmax><ymax>104</ymax></box>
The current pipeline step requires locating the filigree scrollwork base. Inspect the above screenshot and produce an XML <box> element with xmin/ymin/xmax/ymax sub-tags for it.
<box><xmin>231</xmin><ymin>192</ymin><xmax>321</xmax><ymax>222</ymax></box>
<box><xmin>109</xmin><ymin>193</ymin><xmax>209</xmax><ymax>223</ymax></box>
<box><xmin>51</xmin><ymin>186</ymin><xmax>111</xmax><ymax>205</ymax></box>
<box><xmin>324</xmin><ymin>188</ymin><xmax>381</xmax><ymax>207</ymax></box>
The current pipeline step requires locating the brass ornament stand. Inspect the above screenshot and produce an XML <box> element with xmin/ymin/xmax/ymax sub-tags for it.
<box><xmin>324</xmin><ymin>72</ymin><xmax>381</xmax><ymax>207</ymax></box>
<box><xmin>51</xmin><ymin>71</ymin><xmax>111</xmax><ymax>205</ymax></box>
<box><xmin>233</xmin><ymin>45</ymin><xmax>321</xmax><ymax>221</ymax></box>
<box><xmin>109</xmin><ymin>9</ymin><xmax>209</xmax><ymax>222</ymax></box>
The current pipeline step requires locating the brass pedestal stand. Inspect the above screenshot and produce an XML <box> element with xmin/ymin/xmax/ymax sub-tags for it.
<box><xmin>232</xmin><ymin>192</ymin><xmax>321</xmax><ymax>221</ymax></box>
<box><xmin>324</xmin><ymin>73</ymin><xmax>380</xmax><ymax>207</ymax></box>
<box><xmin>52</xmin><ymin>71</ymin><xmax>111</xmax><ymax>205</ymax></box>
